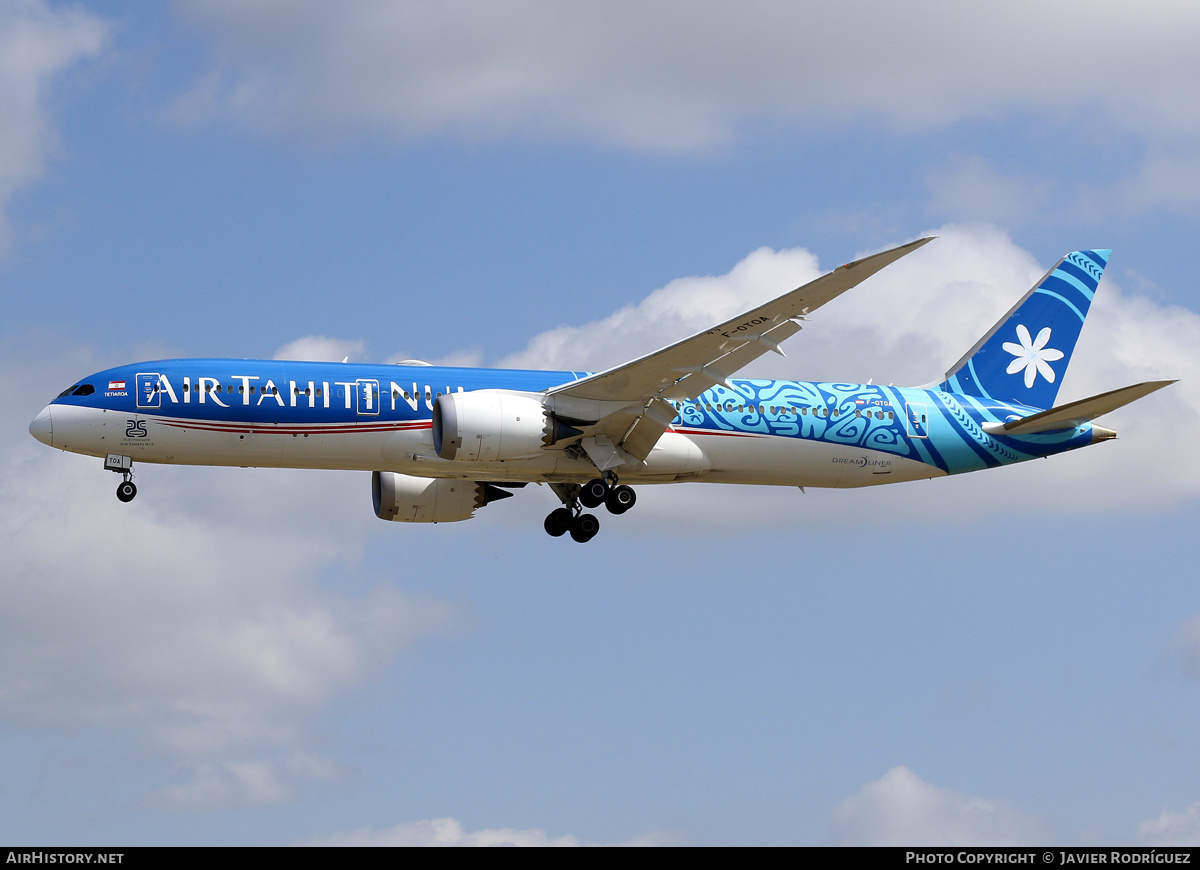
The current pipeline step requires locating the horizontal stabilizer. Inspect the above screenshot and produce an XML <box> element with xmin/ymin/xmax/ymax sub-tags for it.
<box><xmin>992</xmin><ymin>380</ymin><xmax>1175</xmax><ymax>435</ymax></box>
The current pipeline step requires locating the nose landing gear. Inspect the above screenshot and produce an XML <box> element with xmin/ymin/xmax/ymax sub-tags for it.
<box><xmin>105</xmin><ymin>454</ymin><xmax>137</xmax><ymax>503</ymax></box>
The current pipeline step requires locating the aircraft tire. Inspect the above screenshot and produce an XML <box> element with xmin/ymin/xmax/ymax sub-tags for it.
<box><xmin>570</xmin><ymin>513</ymin><xmax>600</xmax><ymax>543</ymax></box>
<box><xmin>579</xmin><ymin>478</ymin><xmax>608</xmax><ymax>509</ymax></box>
<box><xmin>116</xmin><ymin>481</ymin><xmax>137</xmax><ymax>503</ymax></box>
<box><xmin>605</xmin><ymin>485</ymin><xmax>635</xmax><ymax>514</ymax></box>
<box><xmin>544</xmin><ymin>507</ymin><xmax>572</xmax><ymax>537</ymax></box>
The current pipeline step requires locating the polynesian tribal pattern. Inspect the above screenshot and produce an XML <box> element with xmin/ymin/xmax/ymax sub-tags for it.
<box><xmin>671</xmin><ymin>378</ymin><xmax>1092</xmax><ymax>475</ymax></box>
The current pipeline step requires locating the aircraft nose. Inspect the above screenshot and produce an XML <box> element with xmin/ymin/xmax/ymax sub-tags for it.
<box><xmin>28</xmin><ymin>405</ymin><xmax>53</xmax><ymax>447</ymax></box>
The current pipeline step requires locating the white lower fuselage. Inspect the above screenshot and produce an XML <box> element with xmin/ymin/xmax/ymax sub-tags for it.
<box><xmin>41</xmin><ymin>402</ymin><xmax>944</xmax><ymax>489</ymax></box>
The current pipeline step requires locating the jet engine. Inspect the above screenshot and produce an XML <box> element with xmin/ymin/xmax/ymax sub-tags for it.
<box><xmin>372</xmin><ymin>471</ymin><xmax>514</xmax><ymax>523</ymax></box>
<box><xmin>433</xmin><ymin>390</ymin><xmax>561</xmax><ymax>462</ymax></box>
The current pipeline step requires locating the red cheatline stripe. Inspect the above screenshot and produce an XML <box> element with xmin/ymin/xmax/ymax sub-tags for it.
<box><xmin>152</xmin><ymin>418</ymin><xmax>433</xmax><ymax>435</ymax></box>
<box><xmin>669</xmin><ymin>426</ymin><xmax>761</xmax><ymax>438</ymax></box>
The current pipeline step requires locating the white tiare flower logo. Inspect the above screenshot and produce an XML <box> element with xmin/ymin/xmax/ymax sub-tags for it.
<box><xmin>1002</xmin><ymin>324</ymin><xmax>1064</xmax><ymax>388</ymax></box>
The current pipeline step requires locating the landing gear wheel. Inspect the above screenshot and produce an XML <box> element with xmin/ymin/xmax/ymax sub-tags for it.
<box><xmin>579</xmin><ymin>478</ymin><xmax>608</xmax><ymax>509</ymax></box>
<box><xmin>116</xmin><ymin>480</ymin><xmax>137</xmax><ymax>503</ymax></box>
<box><xmin>570</xmin><ymin>513</ymin><xmax>600</xmax><ymax>543</ymax></box>
<box><xmin>605</xmin><ymin>484</ymin><xmax>636</xmax><ymax>515</ymax></box>
<box><xmin>544</xmin><ymin>507</ymin><xmax>573</xmax><ymax>537</ymax></box>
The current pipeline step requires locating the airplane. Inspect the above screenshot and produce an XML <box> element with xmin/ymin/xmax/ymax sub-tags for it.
<box><xmin>28</xmin><ymin>238</ymin><xmax>1174</xmax><ymax>542</ymax></box>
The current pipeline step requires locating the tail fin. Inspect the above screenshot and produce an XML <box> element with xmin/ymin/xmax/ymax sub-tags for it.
<box><xmin>940</xmin><ymin>249</ymin><xmax>1111</xmax><ymax>409</ymax></box>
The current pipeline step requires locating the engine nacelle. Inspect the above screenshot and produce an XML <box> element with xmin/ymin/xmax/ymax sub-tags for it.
<box><xmin>432</xmin><ymin>390</ymin><xmax>551</xmax><ymax>462</ymax></box>
<box><xmin>372</xmin><ymin>471</ymin><xmax>513</xmax><ymax>523</ymax></box>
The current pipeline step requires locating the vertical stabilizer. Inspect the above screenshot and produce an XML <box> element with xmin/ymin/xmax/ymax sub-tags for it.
<box><xmin>940</xmin><ymin>249</ymin><xmax>1110</xmax><ymax>409</ymax></box>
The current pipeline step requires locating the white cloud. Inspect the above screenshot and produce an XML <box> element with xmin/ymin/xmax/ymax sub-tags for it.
<box><xmin>274</xmin><ymin>334</ymin><xmax>366</xmax><ymax>362</ymax></box>
<box><xmin>170</xmin><ymin>1</ymin><xmax>1200</xmax><ymax>155</ymax></box>
<box><xmin>1169</xmin><ymin>615</ymin><xmax>1200</xmax><ymax>682</ymax></box>
<box><xmin>0</xmin><ymin>0</ymin><xmax>107</xmax><ymax>249</ymax></box>
<box><xmin>832</xmin><ymin>766</ymin><xmax>1049</xmax><ymax>846</ymax></box>
<box><xmin>306</xmin><ymin>817</ymin><xmax>587</xmax><ymax>847</ymax></box>
<box><xmin>304</xmin><ymin>816</ymin><xmax>678</xmax><ymax>846</ymax></box>
<box><xmin>1139</xmin><ymin>803</ymin><xmax>1200</xmax><ymax>846</ymax></box>
<box><xmin>499</xmin><ymin>244</ymin><xmax>821</xmax><ymax>374</ymax></box>
<box><xmin>1</xmin><ymin>347</ymin><xmax>460</xmax><ymax>810</ymax></box>
<box><xmin>151</xmin><ymin>754</ymin><xmax>340</xmax><ymax>812</ymax></box>
<box><xmin>385</xmin><ymin>347</ymin><xmax>485</xmax><ymax>368</ymax></box>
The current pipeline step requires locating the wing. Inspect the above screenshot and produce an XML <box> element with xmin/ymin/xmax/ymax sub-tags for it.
<box><xmin>545</xmin><ymin>236</ymin><xmax>934</xmax><ymax>465</ymax></box>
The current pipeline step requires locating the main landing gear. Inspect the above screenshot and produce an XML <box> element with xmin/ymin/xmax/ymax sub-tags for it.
<box><xmin>105</xmin><ymin>454</ymin><xmax>137</xmax><ymax>503</ymax></box>
<box><xmin>544</xmin><ymin>475</ymin><xmax>637</xmax><ymax>543</ymax></box>
<box><xmin>544</xmin><ymin>506</ymin><xmax>598</xmax><ymax>543</ymax></box>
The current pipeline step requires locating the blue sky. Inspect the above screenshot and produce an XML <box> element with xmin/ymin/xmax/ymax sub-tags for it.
<box><xmin>4</xmin><ymin>0</ymin><xmax>1200</xmax><ymax>846</ymax></box>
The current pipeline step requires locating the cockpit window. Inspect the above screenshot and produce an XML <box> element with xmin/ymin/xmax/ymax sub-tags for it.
<box><xmin>57</xmin><ymin>383</ymin><xmax>95</xmax><ymax>398</ymax></box>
